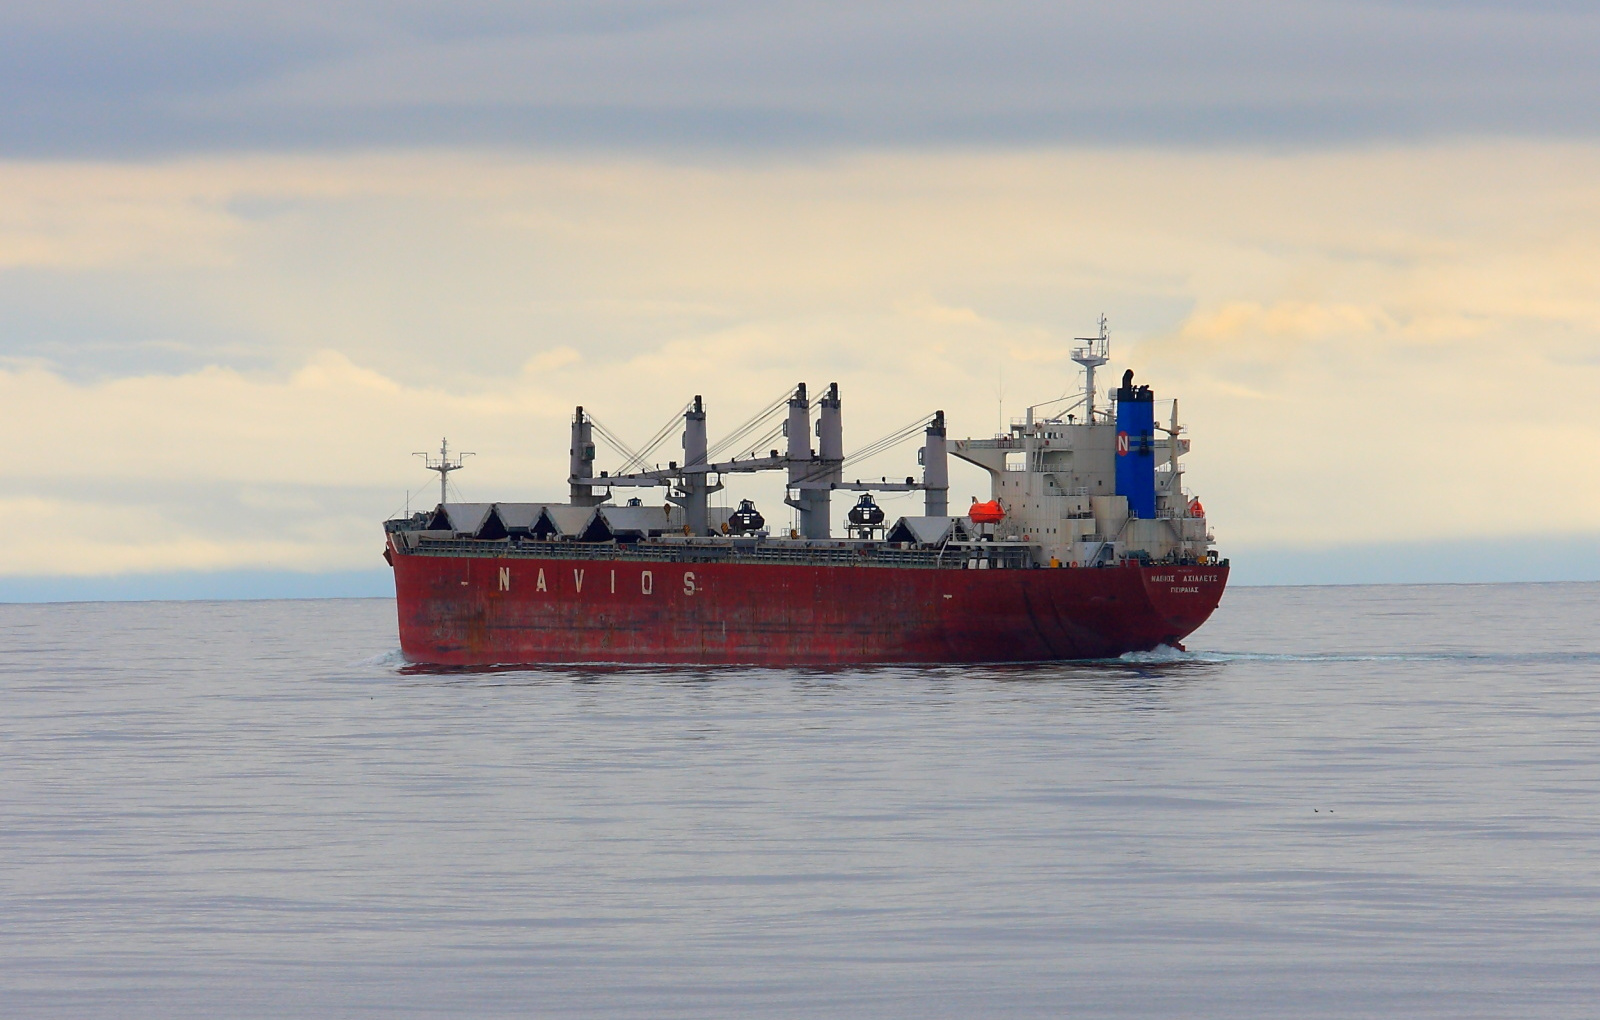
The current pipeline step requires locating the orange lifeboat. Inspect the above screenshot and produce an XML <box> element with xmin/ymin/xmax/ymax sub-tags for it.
<box><xmin>968</xmin><ymin>499</ymin><xmax>1005</xmax><ymax>524</ymax></box>
<box><xmin>1188</xmin><ymin>498</ymin><xmax>1205</xmax><ymax>518</ymax></box>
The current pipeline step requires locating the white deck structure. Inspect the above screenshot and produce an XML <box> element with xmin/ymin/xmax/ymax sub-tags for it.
<box><xmin>950</xmin><ymin>319</ymin><xmax>1216</xmax><ymax>568</ymax></box>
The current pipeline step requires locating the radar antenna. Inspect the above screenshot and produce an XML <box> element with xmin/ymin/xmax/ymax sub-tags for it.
<box><xmin>1071</xmin><ymin>314</ymin><xmax>1111</xmax><ymax>423</ymax></box>
<box><xmin>414</xmin><ymin>438</ymin><xmax>473</xmax><ymax>506</ymax></box>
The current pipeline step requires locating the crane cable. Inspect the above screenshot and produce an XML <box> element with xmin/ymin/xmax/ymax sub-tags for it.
<box><xmin>586</xmin><ymin>415</ymin><xmax>643</xmax><ymax>469</ymax></box>
<box><xmin>617</xmin><ymin>400</ymin><xmax>695</xmax><ymax>474</ymax></box>
<box><xmin>790</xmin><ymin>412</ymin><xmax>935</xmax><ymax>486</ymax></box>
<box><xmin>705</xmin><ymin>386</ymin><xmax>795</xmax><ymax>462</ymax></box>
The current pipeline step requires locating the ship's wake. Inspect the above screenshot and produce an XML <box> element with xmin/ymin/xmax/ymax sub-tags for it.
<box><xmin>356</xmin><ymin>645</ymin><xmax>1600</xmax><ymax>674</ymax></box>
<box><xmin>1125</xmin><ymin>647</ymin><xmax>1600</xmax><ymax>665</ymax></box>
<box><xmin>1117</xmin><ymin>644</ymin><xmax>1206</xmax><ymax>664</ymax></box>
<box><xmin>355</xmin><ymin>648</ymin><xmax>407</xmax><ymax>667</ymax></box>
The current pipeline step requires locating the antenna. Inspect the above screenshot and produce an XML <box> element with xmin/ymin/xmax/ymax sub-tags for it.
<box><xmin>1071</xmin><ymin>313</ymin><xmax>1111</xmax><ymax>423</ymax></box>
<box><xmin>414</xmin><ymin>437</ymin><xmax>473</xmax><ymax>506</ymax></box>
<box><xmin>997</xmin><ymin>363</ymin><xmax>1004</xmax><ymax>435</ymax></box>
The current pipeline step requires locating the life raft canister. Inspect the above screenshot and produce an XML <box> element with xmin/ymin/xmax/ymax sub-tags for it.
<box><xmin>968</xmin><ymin>499</ymin><xmax>1005</xmax><ymax>524</ymax></box>
<box><xmin>1188</xmin><ymin>498</ymin><xmax>1205</xmax><ymax>518</ymax></box>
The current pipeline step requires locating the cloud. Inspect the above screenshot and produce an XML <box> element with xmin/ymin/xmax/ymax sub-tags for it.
<box><xmin>1135</xmin><ymin>298</ymin><xmax>1600</xmax><ymax>544</ymax></box>
<box><xmin>0</xmin><ymin>495</ymin><xmax>363</xmax><ymax>577</ymax></box>
<box><xmin>4</xmin><ymin>2</ymin><xmax>1600</xmax><ymax>155</ymax></box>
<box><xmin>1179</xmin><ymin>301</ymin><xmax>1399</xmax><ymax>345</ymax></box>
<box><xmin>0</xmin><ymin>350</ymin><xmax>570</xmax><ymax>576</ymax></box>
<box><xmin>1</xmin><ymin>142</ymin><xmax>1599</xmax><ymax>576</ymax></box>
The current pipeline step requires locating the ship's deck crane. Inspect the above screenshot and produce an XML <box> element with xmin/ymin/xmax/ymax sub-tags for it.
<box><xmin>571</xmin><ymin>384</ymin><xmax>948</xmax><ymax>538</ymax></box>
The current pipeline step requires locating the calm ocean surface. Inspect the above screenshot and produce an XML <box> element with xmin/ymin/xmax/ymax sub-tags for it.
<box><xmin>3</xmin><ymin>582</ymin><xmax>1599</xmax><ymax>1018</ymax></box>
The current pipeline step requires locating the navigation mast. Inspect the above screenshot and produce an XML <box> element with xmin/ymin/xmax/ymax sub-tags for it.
<box><xmin>415</xmin><ymin>438</ymin><xmax>472</xmax><ymax>506</ymax></box>
<box><xmin>1071</xmin><ymin>314</ymin><xmax>1111</xmax><ymax>423</ymax></box>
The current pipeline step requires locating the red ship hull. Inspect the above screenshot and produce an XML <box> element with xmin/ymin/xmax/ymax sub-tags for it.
<box><xmin>391</xmin><ymin>550</ymin><xmax>1227</xmax><ymax>666</ymax></box>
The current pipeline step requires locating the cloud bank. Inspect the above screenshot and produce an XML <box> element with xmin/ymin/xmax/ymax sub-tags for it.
<box><xmin>3</xmin><ymin>144</ymin><xmax>1598</xmax><ymax>580</ymax></box>
<box><xmin>3</xmin><ymin>3</ymin><xmax>1598</xmax><ymax>588</ymax></box>
<box><xmin>4</xmin><ymin>2</ymin><xmax>1600</xmax><ymax>156</ymax></box>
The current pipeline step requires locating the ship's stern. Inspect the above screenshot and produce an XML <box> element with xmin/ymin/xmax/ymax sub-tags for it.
<box><xmin>1135</xmin><ymin>563</ymin><xmax>1229</xmax><ymax>649</ymax></box>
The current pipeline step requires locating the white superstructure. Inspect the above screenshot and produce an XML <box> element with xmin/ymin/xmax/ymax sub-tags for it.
<box><xmin>950</xmin><ymin>319</ymin><xmax>1216</xmax><ymax>568</ymax></box>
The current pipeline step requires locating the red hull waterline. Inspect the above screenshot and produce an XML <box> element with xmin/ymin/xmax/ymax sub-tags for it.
<box><xmin>391</xmin><ymin>551</ymin><xmax>1228</xmax><ymax>666</ymax></box>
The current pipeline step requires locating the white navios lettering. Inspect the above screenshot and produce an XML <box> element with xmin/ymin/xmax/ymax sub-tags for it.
<box><xmin>536</xmin><ymin>569</ymin><xmax>548</xmax><ymax>592</ymax></box>
<box><xmin>499</xmin><ymin>567</ymin><xmax>511</xmax><ymax>591</ymax></box>
<box><xmin>573</xmin><ymin>569</ymin><xmax>585</xmax><ymax>593</ymax></box>
<box><xmin>641</xmin><ymin>570</ymin><xmax>654</xmax><ymax>595</ymax></box>
<box><xmin>683</xmin><ymin>571</ymin><xmax>697</xmax><ymax>595</ymax></box>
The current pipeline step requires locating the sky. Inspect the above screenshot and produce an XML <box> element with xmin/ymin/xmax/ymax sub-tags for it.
<box><xmin>4</xmin><ymin>0</ymin><xmax>1600</xmax><ymax>598</ymax></box>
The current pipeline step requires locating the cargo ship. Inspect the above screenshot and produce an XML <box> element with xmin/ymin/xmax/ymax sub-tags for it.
<box><xmin>384</xmin><ymin>319</ymin><xmax>1227</xmax><ymax>665</ymax></box>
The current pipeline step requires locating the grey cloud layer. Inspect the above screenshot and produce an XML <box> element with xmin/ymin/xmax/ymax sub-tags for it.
<box><xmin>4</xmin><ymin>0</ymin><xmax>1599</xmax><ymax>155</ymax></box>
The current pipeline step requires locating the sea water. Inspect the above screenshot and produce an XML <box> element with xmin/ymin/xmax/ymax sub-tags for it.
<box><xmin>2</xmin><ymin>583</ymin><xmax>1598</xmax><ymax>1018</ymax></box>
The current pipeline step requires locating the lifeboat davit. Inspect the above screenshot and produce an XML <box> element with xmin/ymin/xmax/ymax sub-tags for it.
<box><xmin>968</xmin><ymin>499</ymin><xmax>1005</xmax><ymax>524</ymax></box>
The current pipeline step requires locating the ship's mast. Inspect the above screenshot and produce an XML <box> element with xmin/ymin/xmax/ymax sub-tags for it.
<box><xmin>415</xmin><ymin>437</ymin><xmax>472</xmax><ymax>506</ymax></box>
<box><xmin>1169</xmin><ymin>399</ymin><xmax>1180</xmax><ymax>477</ymax></box>
<box><xmin>1072</xmin><ymin>314</ymin><xmax>1111</xmax><ymax>423</ymax></box>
